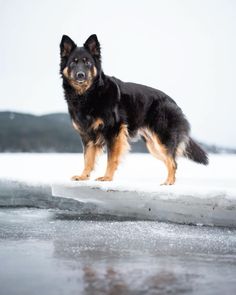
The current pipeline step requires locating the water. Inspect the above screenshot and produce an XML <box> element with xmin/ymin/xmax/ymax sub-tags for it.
<box><xmin>0</xmin><ymin>208</ymin><xmax>236</xmax><ymax>295</ymax></box>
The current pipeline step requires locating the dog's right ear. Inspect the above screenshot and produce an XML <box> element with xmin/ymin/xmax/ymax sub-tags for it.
<box><xmin>60</xmin><ymin>35</ymin><xmax>76</xmax><ymax>58</ymax></box>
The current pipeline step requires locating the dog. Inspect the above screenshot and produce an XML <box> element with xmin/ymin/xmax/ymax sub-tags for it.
<box><xmin>60</xmin><ymin>34</ymin><xmax>208</xmax><ymax>185</ymax></box>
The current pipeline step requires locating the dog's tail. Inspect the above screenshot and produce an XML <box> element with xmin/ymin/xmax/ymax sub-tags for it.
<box><xmin>183</xmin><ymin>137</ymin><xmax>209</xmax><ymax>165</ymax></box>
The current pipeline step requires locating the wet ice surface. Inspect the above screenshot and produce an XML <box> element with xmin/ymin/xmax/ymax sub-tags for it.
<box><xmin>0</xmin><ymin>209</ymin><xmax>236</xmax><ymax>295</ymax></box>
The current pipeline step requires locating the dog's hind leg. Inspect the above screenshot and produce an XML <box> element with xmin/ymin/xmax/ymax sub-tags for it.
<box><xmin>160</xmin><ymin>156</ymin><xmax>177</xmax><ymax>185</ymax></box>
<box><xmin>96</xmin><ymin>124</ymin><xmax>130</xmax><ymax>181</ymax></box>
<box><xmin>72</xmin><ymin>142</ymin><xmax>102</xmax><ymax>181</ymax></box>
<box><xmin>140</xmin><ymin>128</ymin><xmax>177</xmax><ymax>185</ymax></box>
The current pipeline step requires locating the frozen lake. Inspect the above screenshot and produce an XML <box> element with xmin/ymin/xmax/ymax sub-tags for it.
<box><xmin>0</xmin><ymin>208</ymin><xmax>236</xmax><ymax>295</ymax></box>
<box><xmin>0</xmin><ymin>153</ymin><xmax>236</xmax><ymax>294</ymax></box>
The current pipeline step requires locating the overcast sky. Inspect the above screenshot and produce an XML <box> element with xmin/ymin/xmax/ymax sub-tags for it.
<box><xmin>0</xmin><ymin>0</ymin><xmax>235</xmax><ymax>147</ymax></box>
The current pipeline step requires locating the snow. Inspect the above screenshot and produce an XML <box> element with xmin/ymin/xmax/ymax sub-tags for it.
<box><xmin>0</xmin><ymin>153</ymin><xmax>236</xmax><ymax>227</ymax></box>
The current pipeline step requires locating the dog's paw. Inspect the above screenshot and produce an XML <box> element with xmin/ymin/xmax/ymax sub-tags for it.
<box><xmin>71</xmin><ymin>175</ymin><xmax>89</xmax><ymax>181</ymax></box>
<box><xmin>160</xmin><ymin>179</ymin><xmax>175</xmax><ymax>186</ymax></box>
<box><xmin>95</xmin><ymin>176</ymin><xmax>113</xmax><ymax>181</ymax></box>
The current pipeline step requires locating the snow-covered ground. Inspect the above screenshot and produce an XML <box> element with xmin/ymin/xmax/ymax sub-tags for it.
<box><xmin>0</xmin><ymin>153</ymin><xmax>236</xmax><ymax>227</ymax></box>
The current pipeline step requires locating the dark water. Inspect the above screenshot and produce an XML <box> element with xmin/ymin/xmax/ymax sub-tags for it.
<box><xmin>0</xmin><ymin>208</ymin><xmax>236</xmax><ymax>295</ymax></box>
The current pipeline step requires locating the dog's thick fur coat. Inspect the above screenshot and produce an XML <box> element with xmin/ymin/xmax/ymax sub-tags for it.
<box><xmin>60</xmin><ymin>34</ymin><xmax>208</xmax><ymax>185</ymax></box>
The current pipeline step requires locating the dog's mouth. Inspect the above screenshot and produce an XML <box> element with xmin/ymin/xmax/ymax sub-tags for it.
<box><xmin>76</xmin><ymin>78</ymin><xmax>86</xmax><ymax>84</ymax></box>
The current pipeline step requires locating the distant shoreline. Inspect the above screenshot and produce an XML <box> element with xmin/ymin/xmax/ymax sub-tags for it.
<box><xmin>0</xmin><ymin>111</ymin><xmax>235</xmax><ymax>154</ymax></box>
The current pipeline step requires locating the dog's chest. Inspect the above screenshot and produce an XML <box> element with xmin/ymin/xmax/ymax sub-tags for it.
<box><xmin>72</xmin><ymin>114</ymin><xmax>107</xmax><ymax>147</ymax></box>
<box><xmin>70</xmin><ymin>101</ymin><xmax>119</xmax><ymax>144</ymax></box>
<box><xmin>72</xmin><ymin>113</ymin><xmax>105</xmax><ymax>134</ymax></box>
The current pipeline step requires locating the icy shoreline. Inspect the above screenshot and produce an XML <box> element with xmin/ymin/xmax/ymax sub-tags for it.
<box><xmin>0</xmin><ymin>153</ymin><xmax>236</xmax><ymax>227</ymax></box>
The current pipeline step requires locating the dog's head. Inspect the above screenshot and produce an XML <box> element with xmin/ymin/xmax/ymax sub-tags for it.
<box><xmin>60</xmin><ymin>34</ymin><xmax>101</xmax><ymax>95</ymax></box>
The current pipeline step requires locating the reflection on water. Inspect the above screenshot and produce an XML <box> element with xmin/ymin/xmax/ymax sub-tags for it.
<box><xmin>82</xmin><ymin>265</ymin><xmax>193</xmax><ymax>295</ymax></box>
<box><xmin>83</xmin><ymin>266</ymin><xmax>129</xmax><ymax>295</ymax></box>
<box><xmin>0</xmin><ymin>208</ymin><xmax>236</xmax><ymax>295</ymax></box>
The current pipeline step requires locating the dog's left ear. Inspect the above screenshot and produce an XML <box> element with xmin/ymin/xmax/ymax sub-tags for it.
<box><xmin>84</xmin><ymin>34</ymin><xmax>100</xmax><ymax>58</ymax></box>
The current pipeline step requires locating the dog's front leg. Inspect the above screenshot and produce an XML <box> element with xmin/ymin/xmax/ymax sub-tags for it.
<box><xmin>96</xmin><ymin>125</ymin><xmax>130</xmax><ymax>181</ymax></box>
<box><xmin>72</xmin><ymin>142</ymin><xmax>102</xmax><ymax>181</ymax></box>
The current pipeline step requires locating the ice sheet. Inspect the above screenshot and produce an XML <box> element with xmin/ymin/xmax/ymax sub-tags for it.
<box><xmin>1</xmin><ymin>153</ymin><xmax>236</xmax><ymax>226</ymax></box>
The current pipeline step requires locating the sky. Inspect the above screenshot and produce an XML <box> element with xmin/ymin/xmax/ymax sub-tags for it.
<box><xmin>0</xmin><ymin>0</ymin><xmax>236</xmax><ymax>147</ymax></box>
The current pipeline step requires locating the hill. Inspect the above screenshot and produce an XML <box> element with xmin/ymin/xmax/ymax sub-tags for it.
<box><xmin>0</xmin><ymin>112</ymin><xmax>81</xmax><ymax>152</ymax></box>
<box><xmin>0</xmin><ymin>112</ymin><xmax>147</xmax><ymax>153</ymax></box>
<box><xmin>0</xmin><ymin>112</ymin><xmax>234</xmax><ymax>153</ymax></box>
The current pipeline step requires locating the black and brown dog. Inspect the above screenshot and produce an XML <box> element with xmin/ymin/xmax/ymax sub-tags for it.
<box><xmin>60</xmin><ymin>34</ymin><xmax>208</xmax><ymax>185</ymax></box>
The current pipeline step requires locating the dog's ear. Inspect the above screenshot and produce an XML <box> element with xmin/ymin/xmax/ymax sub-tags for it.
<box><xmin>60</xmin><ymin>35</ymin><xmax>76</xmax><ymax>58</ymax></box>
<box><xmin>84</xmin><ymin>34</ymin><xmax>100</xmax><ymax>58</ymax></box>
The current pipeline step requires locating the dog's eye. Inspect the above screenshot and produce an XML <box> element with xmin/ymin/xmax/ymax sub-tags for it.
<box><xmin>85</xmin><ymin>60</ymin><xmax>92</xmax><ymax>67</ymax></box>
<box><xmin>82</xmin><ymin>58</ymin><xmax>91</xmax><ymax>67</ymax></box>
<box><xmin>74</xmin><ymin>58</ymin><xmax>78</xmax><ymax>63</ymax></box>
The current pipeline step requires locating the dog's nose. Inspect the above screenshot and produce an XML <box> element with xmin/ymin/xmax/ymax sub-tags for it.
<box><xmin>76</xmin><ymin>72</ymin><xmax>85</xmax><ymax>80</ymax></box>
